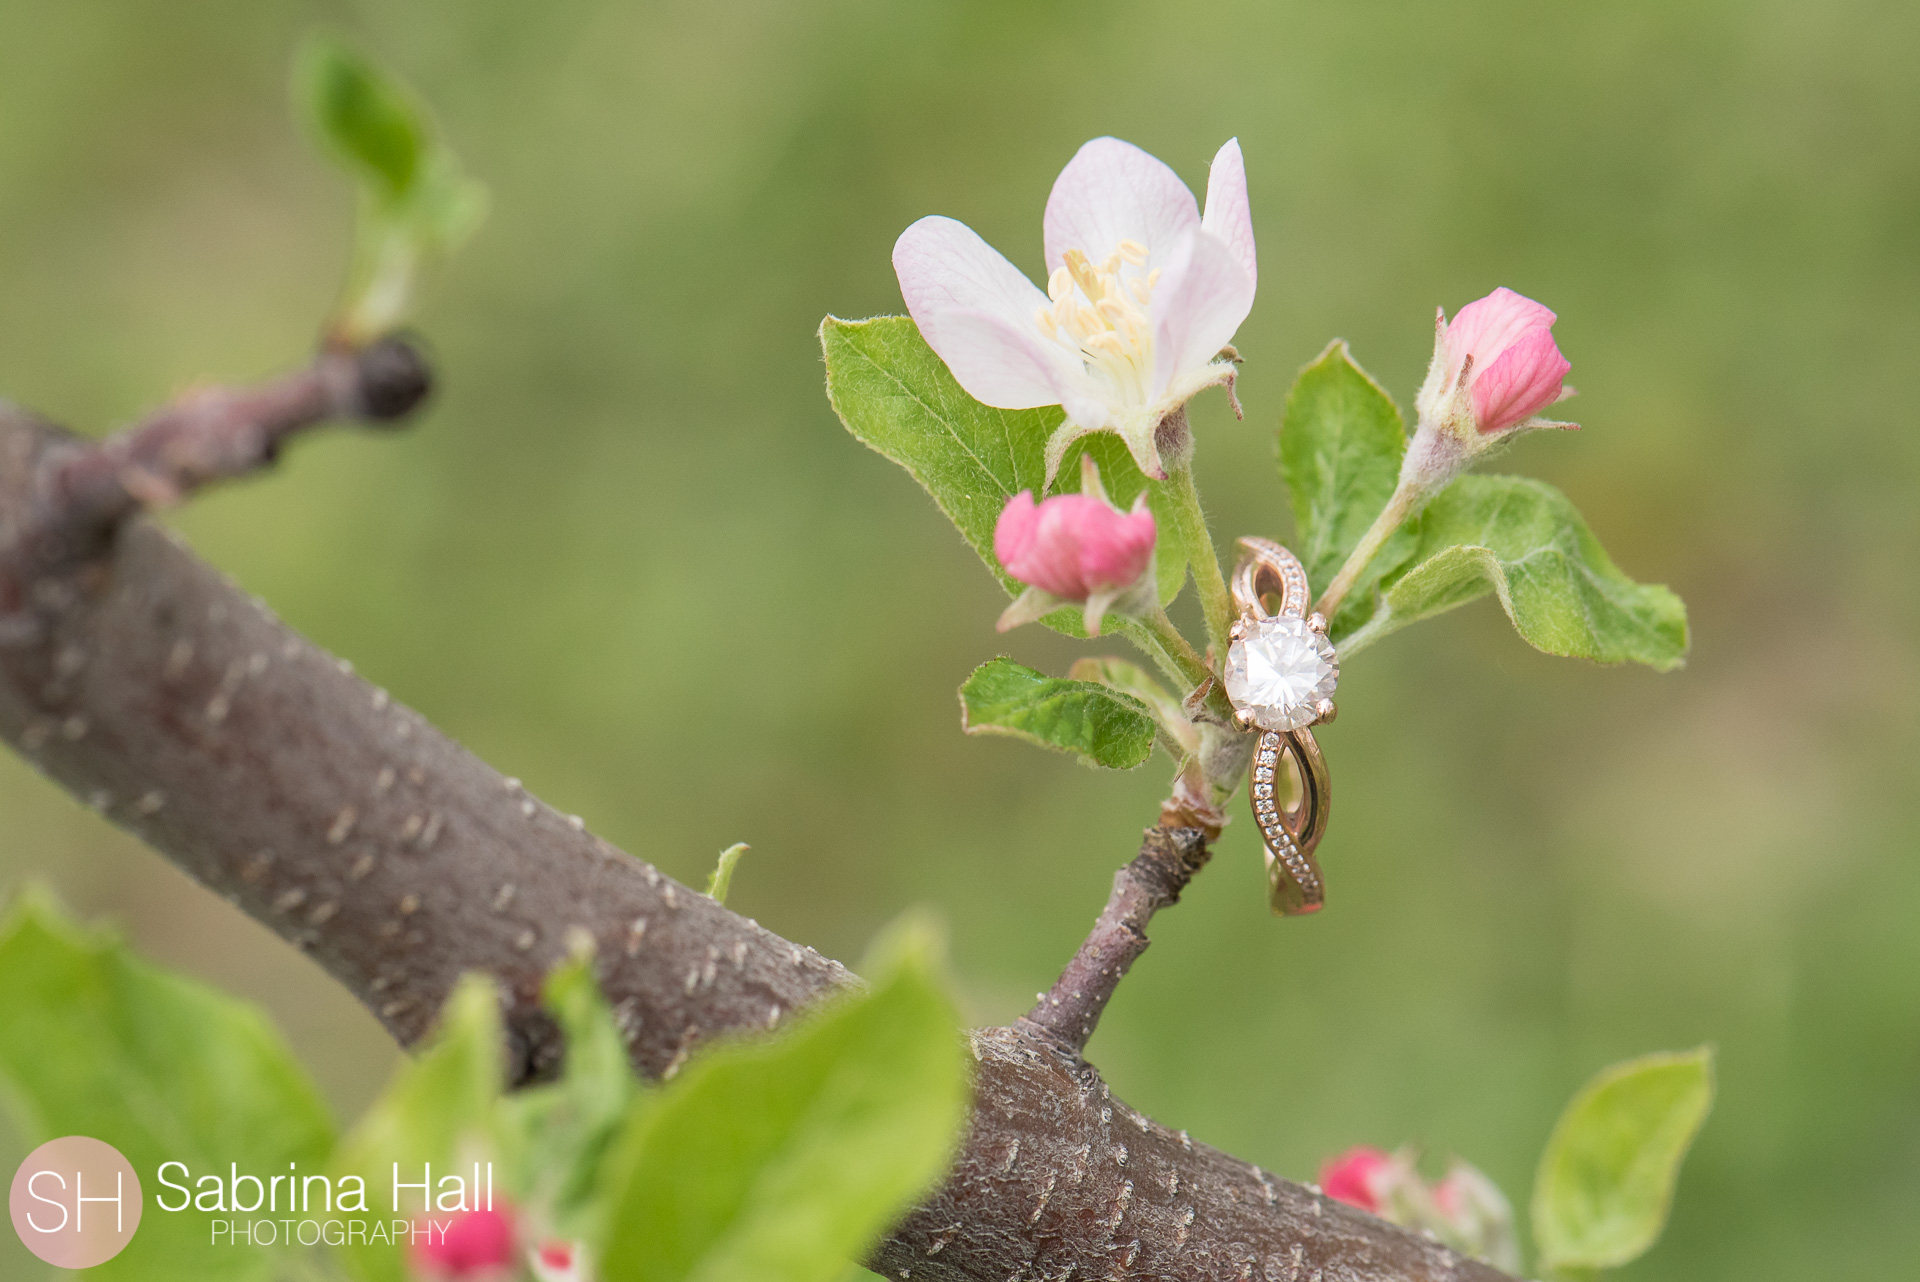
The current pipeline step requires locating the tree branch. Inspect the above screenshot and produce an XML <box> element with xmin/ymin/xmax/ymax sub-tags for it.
<box><xmin>0</xmin><ymin>370</ymin><xmax>1511</xmax><ymax>1281</ymax></box>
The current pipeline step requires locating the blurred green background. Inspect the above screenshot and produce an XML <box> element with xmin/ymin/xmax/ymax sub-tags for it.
<box><xmin>2</xmin><ymin>1</ymin><xmax>1916</xmax><ymax>1276</ymax></box>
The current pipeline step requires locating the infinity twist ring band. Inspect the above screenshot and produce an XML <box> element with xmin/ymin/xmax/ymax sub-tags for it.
<box><xmin>1222</xmin><ymin>537</ymin><xmax>1339</xmax><ymax>916</ymax></box>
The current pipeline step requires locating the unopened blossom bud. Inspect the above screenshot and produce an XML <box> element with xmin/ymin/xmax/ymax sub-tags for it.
<box><xmin>993</xmin><ymin>455</ymin><xmax>1157</xmax><ymax>636</ymax></box>
<box><xmin>1401</xmin><ymin>286</ymin><xmax>1577</xmax><ymax>501</ymax></box>
<box><xmin>413</xmin><ymin>1208</ymin><xmax>516</xmax><ymax>1279</ymax></box>
<box><xmin>530</xmin><ymin>1238</ymin><xmax>589</xmax><ymax>1282</ymax></box>
<box><xmin>1318</xmin><ymin>1146</ymin><xmax>1519</xmax><ymax>1272</ymax></box>
<box><xmin>1416</xmin><ymin>287</ymin><xmax>1571</xmax><ymax>435</ymax></box>
<box><xmin>1320</xmin><ymin>1146</ymin><xmax>1393</xmax><ymax>1213</ymax></box>
<box><xmin>1312</xmin><ymin>288</ymin><xmax>1579</xmax><ymax>622</ymax></box>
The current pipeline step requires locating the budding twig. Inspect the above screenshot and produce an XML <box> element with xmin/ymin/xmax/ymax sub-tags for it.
<box><xmin>20</xmin><ymin>337</ymin><xmax>430</xmax><ymax>575</ymax></box>
<box><xmin>1022</xmin><ymin>826</ymin><xmax>1211</xmax><ymax>1053</ymax></box>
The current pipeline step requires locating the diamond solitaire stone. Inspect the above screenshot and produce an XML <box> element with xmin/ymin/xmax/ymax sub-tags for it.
<box><xmin>1223</xmin><ymin>615</ymin><xmax>1338</xmax><ymax>731</ymax></box>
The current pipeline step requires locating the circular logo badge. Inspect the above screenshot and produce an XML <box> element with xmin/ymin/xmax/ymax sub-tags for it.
<box><xmin>10</xmin><ymin>1136</ymin><xmax>143</xmax><ymax>1268</ymax></box>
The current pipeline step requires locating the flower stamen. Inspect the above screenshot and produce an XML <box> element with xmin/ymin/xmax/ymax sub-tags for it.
<box><xmin>1041</xmin><ymin>242</ymin><xmax>1160</xmax><ymax>406</ymax></box>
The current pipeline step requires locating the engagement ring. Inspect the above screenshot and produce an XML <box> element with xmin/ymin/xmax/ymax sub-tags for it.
<box><xmin>1223</xmin><ymin>537</ymin><xmax>1337</xmax><ymax>915</ymax></box>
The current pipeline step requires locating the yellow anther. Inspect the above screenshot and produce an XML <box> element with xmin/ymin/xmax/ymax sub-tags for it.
<box><xmin>1063</xmin><ymin>249</ymin><xmax>1104</xmax><ymax>301</ymax></box>
<box><xmin>1146</xmin><ymin>267</ymin><xmax>1161</xmax><ymax>290</ymax></box>
<box><xmin>1129</xmin><ymin>278</ymin><xmax>1152</xmax><ymax>304</ymax></box>
<box><xmin>1101</xmin><ymin>252</ymin><xmax>1123</xmax><ymax>276</ymax></box>
<box><xmin>1034</xmin><ymin>307</ymin><xmax>1058</xmax><ymax>339</ymax></box>
<box><xmin>1048</xmin><ymin>267</ymin><xmax>1073</xmax><ymax>303</ymax></box>
<box><xmin>1117</xmin><ymin>239</ymin><xmax>1149</xmax><ymax>265</ymax></box>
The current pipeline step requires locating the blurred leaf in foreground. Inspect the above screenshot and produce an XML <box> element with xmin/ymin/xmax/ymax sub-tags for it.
<box><xmin>0</xmin><ymin>887</ymin><xmax>334</xmax><ymax>1282</ymax></box>
<box><xmin>598</xmin><ymin>912</ymin><xmax>970</xmax><ymax>1282</ymax></box>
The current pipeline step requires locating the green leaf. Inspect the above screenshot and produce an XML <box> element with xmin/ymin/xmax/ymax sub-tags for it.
<box><xmin>296</xmin><ymin>36</ymin><xmax>424</xmax><ymax>200</ymax></box>
<box><xmin>820</xmin><ymin>315</ymin><xmax>1192</xmax><ymax>630</ymax></box>
<box><xmin>598</xmin><ymin>915</ymin><xmax>970</xmax><ymax>1282</ymax></box>
<box><xmin>294</xmin><ymin>36</ymin><xmax>487</xmax><ymax>342</ymax></box>
<box><xmin>0</xmin><ymin>888</ymin><xmax>334</xmax><ymax>1282</ymax></box>
<box><xmin>1532</xmin><ymin>1048</ymin><xmax>1715</xmax><ymax>1274</ymax></box>
<box><xmin>330</xmin><ymin>975</ymin><xmax>507</xmax><ymax>1282</ymax></box>
<box><xmin>1346</xmin><ymin>475</ymin><xmax>1689</xmax><ymax>669</ymax></box>
<box><xmin>706</xmin><ymin>843</ymin><xmax>749</xmax><ymax>905</ymax></box>
<box><xmin>959</xmin><ymin>657</ymin><xmax>1158</xmax><ymax>769</ymax></box>
<box><xmin>1067</xmin><ymin>655</ymin><xmax>1199</xmax><ymax>756</ymax></box>
<box><xmin>496</xmin><ymin>957</ymin><xmax>637</xmax><ymax>1243</ymax></box>
<box><xmin>1278</xmin><ymin>340</ymin><xmax>1416</xmax><ymax>633</ymax></box>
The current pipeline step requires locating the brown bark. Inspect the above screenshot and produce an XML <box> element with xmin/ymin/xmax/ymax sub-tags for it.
<box><xmin>0</xmin><ymin>370</ymin><xmax>1509</xmax><ymax>1281</ymax></box>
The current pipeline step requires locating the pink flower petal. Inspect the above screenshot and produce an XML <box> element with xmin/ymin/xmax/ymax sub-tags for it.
<box><xmin>1445</xmin><ymin>287</ymin><xmax>1557</xmax><ymax>382</ymax></box>
<box><xmin>994</xmin><ymin>491</ymin><xmax>1155</xmax><ymax>600</ymax></box>
<box><xmin>993</xmin><ymin>491</ymin><xmax>1042</xmax><ymax>571</ymax></box>
<box><xmin>1469</xmin><ymin>324</ymin><xmax>1570</xmax><ymax>432</ymax></box>
<box><xmin>895</xmin><ymin>215</ymin><xmax>1051</xmax><ymax>332</ymax></box>
<box><xmin>1148</xmin><ymin>228</ymin><xmax>1254</xmax><ymax>400</ymax></box>
<box><xmin>1077</xmin><ymin>497</ymin><xmax>1156</xmax><ymax>590</ymax></box>
<box><xmin>1043</xmin><ymin>137</ymin><xmax>1200</xmax><ymax>277</ymax></box>
<box><xmin>894</xmin><ymin>216</ymin><xmax>1079</xmax><ymax>409</ymax></box>
<box><xmin>1201</xmin><ymin>138</ymin><xmax>1257</xmax><ymax>290</ymax></box>
<box><xmin>914</xmin><ymin>307</ymin><xmax>1076</xmax><ymax>409</ymax></box>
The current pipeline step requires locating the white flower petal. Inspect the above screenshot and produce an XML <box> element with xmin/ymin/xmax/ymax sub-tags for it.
<box><xmin>1148</xmin><ymin>228</ymin><xmax>1254</xmax><ymax>400</ymax></box>
<box><xmin>1043</xmin><ymin>138</ymin><xmax>1200</xmax><ymax>275</ymax></box>
<box><xmin>894</xmin><ymin>215</ymin><xmax>1052</xmax><ymax>334</ymax></box>
<box><xmin>916</xmin><ymin>307</ymin><xmax>1076</xmax><ymax>409</ymax></box>
<box><xmin>1200</xmin><ymin>138</ymin><xmax>1257</xmax><ymax>290</ymax></box>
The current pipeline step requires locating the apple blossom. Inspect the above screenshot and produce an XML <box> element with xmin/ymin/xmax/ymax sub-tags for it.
<box><xmin>894</xmin><ymin>136</ymin><xmax>1256</xmax><ymax>484</ymax></box>
<box><xmin>412</xmin><ymin>1207</ymin><xmax>516</xmax><ymax>1279</ymax></box>
<box><xmin>992</xmin><ymin>455</ymin><xmax>1157</xmax><ymax>636</ymax></box>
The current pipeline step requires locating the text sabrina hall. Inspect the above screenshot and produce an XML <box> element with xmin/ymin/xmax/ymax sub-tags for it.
<box><xmin>153</xmin><ymin>1160</ymin><xmax>495</xmax><ymax>1247</ymax></box>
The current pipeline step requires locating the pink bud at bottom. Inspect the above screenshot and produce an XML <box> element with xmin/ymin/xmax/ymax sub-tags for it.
<box><xmin>993</xmin><ymin>488</ymin><xmax>1155</xmax><ymax>603</ymax></box>
<box><xmin>531</xmin><ymin>1238</ymin><xmax>588</xmax><ymax>1282</ymax></box>
<box><xmin>1319</xmin><ymin>1146</ymin><xmax>1392</xmax><ymax>1214</ymax></box>
<box><xmin>413</xmin><ymin>1208</ymin><xmax>517</xmax><ymax>1279</ymax></box>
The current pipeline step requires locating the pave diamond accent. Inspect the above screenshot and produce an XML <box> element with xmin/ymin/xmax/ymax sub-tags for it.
<box><xmin>1251</xmin><ymin>730</ymin><xmax>1321</xmax><ymax>900</ymax></box>
<box><xmin>1223</xmin><ymin>615</ymin><xmax>1338</xmax><ymax>732</ymax></box>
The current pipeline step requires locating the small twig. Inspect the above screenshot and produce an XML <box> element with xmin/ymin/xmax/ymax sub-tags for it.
<box><xmin>21</xmin><ymin>337</ymin><xmax>429</xmax><ymax>573</ymax></box>
<box><xmin>1022</xmin><ymin>826</ymin><xmax>1211</xmax><ymax>1053</ymax></box>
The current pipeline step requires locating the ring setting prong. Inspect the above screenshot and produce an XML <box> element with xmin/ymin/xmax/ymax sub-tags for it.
<box><xmin>1313</xmin><ymin>698</ymin><xmax>1337</xmax><ymax>724</ymax></box>
<box><xmin>1306</xmin><ymin>612</ymin><xmax>1328</xmax><ymax>634</ymax></box>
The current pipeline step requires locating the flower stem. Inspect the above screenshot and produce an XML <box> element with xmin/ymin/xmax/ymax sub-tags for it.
<box><xmin>1313</xmin><ymin>483</ymin><xmax>1420</xmax><ymax>621</ymax></box>
<box><xmin>1141</xmin><ymin>605</ymin><xmax>1211</xmax><ymax>689</ymax></box>
<box><xmin>1161</xmin><ymin>461</ymin><xmax>1232</xmax><ymax>665</ymax></box>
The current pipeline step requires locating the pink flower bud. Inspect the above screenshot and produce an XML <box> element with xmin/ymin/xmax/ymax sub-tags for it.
<box><xmin>413</xmin><ymin>1208</ymin><xmax>516</xmax><ymax>1279</ymax></box>
<box><xmin>993</xmin><ymin>490</ymin><xmax>1155</xmax><ymax>602</ymax></box>
<box><xmin>1420</xmin><ymin>287</ymin><xmax>1571</xmax><ymax>434</ymax></box>
<box><xmin>1319</xmin><ymin>1146</ymin><xmax>1392</xmax><ymax>1214</ymax></box>
<box><xmin>530</xmin><ymin>1238</ymin><xmax>588</xmax><ymax>1282</ymax></box>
